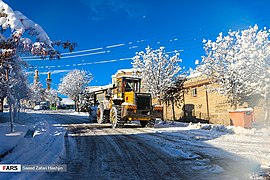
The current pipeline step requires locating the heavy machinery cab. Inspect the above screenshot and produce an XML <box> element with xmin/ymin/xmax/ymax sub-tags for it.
<box><xmin>123</xmin><ymin>77</ymin><xmax>141</xmax><ymax>93</ymax></box>
<box><xmin>113</xmin><ymin>76</ymin><xmax>142</xmax><ymax>105</ymax></box>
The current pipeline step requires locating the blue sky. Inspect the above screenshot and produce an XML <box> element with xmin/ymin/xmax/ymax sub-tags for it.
<box><xmin>5</xmin><ymin>0</ymin><xmax>270</xmax><ymax>90</ymax></box>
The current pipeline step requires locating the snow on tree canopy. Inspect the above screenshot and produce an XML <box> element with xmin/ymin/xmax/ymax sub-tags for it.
<box><xmin>198</xmin><ymin>25</ymin><xmax>270</xmax><ymax>112</ymax></box>
<box><xmin>0</xmin><ymin>1</ymin><xmax>76</xmax><ymax>132</ymax></box>
<box><xmin>0</xmin><ymin>1</ymin><xmax>51</xmax><ymax>46</ymax></box>
<box><xmin>58</xmin><ymin>70</ymin><xmax>93</xmax><ymax>101</ymax></box>
<box><xmin>132</xmin><ymin>46</ymin><xmax>182</xmax><ymax>100</ymax></box>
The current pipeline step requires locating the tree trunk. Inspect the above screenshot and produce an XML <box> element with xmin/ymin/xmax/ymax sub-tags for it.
<box><xmin>17</xmin><ymin>103</ymin><xmax>20</xmax><ymax>122</ymax></box>
<box><xmin>13</xmin><ymin>104</ymin><xmax>17</xmax><ymax>123</ymax></box>
<box><xmin>75</xmin><ymin>100</ymin><xmax>79</xmax><ymax>112</ymax></box>
<box><xmin>171</xmin><ymin>97</ymin><xmax>176</xmax><ymax>123</ymax></box>
<box><xmin>165</xmin><ymin>102</ymin><xmax>168</xmax><ymax>121</ymax></box>
<box><xmin>233</xmin><ymin>104</ymin><xmax>237</xmax><ymax>110</ymax></box>
<box><xmin>264</xmin><ymin>97</ymin><xmax>269</xmax><ymax>126</ymax></box>
<box><xmin>9</xmin><ymin>103</ymin><xmax>14</xmax><ymax>132</ymax></box>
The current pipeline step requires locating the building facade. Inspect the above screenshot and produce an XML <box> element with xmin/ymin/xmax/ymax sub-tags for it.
<box><xmin>164</xmin><ymin>73</ymin><xmax>268</xmax><ymax>125</ymax></box>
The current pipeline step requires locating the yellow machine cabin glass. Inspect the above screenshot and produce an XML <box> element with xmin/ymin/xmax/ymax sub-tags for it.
<box><xmin>123</xmin><ymin>78</ymin><xmax>140</xmax><ymax>93</ymax></box>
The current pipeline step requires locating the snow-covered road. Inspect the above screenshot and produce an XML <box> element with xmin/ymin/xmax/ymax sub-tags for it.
<box><xmin>0</xmin><ymin>111</ymin><xmax>269</xmax><ymax>179</ymax></box>
<box><xmin>42</xmin><ymin>122</ymin><xmax>268</xmax><ymax>180</ymax></box>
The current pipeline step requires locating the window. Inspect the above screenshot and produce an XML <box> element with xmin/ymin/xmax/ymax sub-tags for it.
<box><xmin>124</xmin><ymin>79</ymin><xmax>141</xmax><ymax>92</ymax></box>
<box><xmin>192</xmin><ymin>88</ymin><xmax>197</xmax><ymax>97</ymax></box>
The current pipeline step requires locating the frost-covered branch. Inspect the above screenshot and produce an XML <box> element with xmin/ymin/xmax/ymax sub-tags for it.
<box><xmin>198</xmin><ymin>25</ymin><xmax>270</xmax><ymax>113</ymax></box>
<box><xmin>58</xmin><ymin>70</ymin><xmax>93</xmax><ymax>101</ymax></box>
<box><xmin>132</xmin><ymin>46</ymin><xmax>182</xmax><ymax>102</ymax></box>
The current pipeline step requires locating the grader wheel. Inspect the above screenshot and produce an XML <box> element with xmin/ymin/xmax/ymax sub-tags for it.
<box><xmin>140</xmin><ymin>121</ymin><xmax>148</xmax><ymax>127</ymax></box>
<box><xmin>110</xmin><ymin>106</ymin><xmax>124</xmax><ymax>128</ymax></box>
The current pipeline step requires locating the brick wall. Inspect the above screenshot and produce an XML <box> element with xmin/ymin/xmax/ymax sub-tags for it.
<box><xmin>163</xmin><ymin>74</ymin><xmax>234</xmax><ymax>125</ymax></box>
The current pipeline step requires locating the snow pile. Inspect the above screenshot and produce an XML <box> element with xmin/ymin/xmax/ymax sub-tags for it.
<box><xmin>32</xmin><ymin>120</ymin><xmax>50</xmax><ymax>137</ymax></box>
<box><xmin>155</xmin><ymin>121</ymin><xmax>235</xmax><ymax>134</ymax></box>
<box><xmin>185</xmin><ymin>122</ymin><xmax>255</xmax><ymax>135</ymax></box>
<box><xmin>0</xmin><ymin>123</ymin><xmax>29</xmax><ymax>156</ymax></box>
<box><xmin>56</xmin><ymin>109</ymin><xmax>90</xmax><ymax>117</ymax></box>
<box><xmin>154</xmin><ymin>120</ymin><xmax>189</xmax><ymax>128</ymax></box>
<box><xmin>0</xmin><ymin>121</ymin><xmax>66</xmax><ymax>179</ymax></box>
<box><xmin>0</xmin><ymin>121</ymin><xmax>66</xmax><ymax>164</ymax></box>
<box><xmin>151</xmin><ymin>121</ymin><xmax>270</xmax><ymax>177</ymax></box>
<box><xmin>0</xmin><ymin>120</ymin><xmax>66</xmax><ymax>179</ymax></box>
<box><xmin>199</xmin><ymin>124</ymin><xmax>235</xmax><ymax>134</ymax></box>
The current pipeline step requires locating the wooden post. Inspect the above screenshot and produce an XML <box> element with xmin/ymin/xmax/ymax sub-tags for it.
<box><xmin>205</xmin><ymin>85</ymin><xmax>210</xmax><ymax>120</ymax></box>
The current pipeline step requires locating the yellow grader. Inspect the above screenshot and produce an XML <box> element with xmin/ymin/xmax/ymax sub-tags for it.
<box><xmin>96</xmin><ymin>75</ymin><xmax>163</xmax><ymax>128</ymax></box>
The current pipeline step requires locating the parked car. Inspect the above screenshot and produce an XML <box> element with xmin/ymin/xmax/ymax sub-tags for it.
<box><xmin>34</xmin><ymin>105</ymin><xmax>48</xmax><ymax>110</ymax></box>
<box><xmin>34</xmin><ymin>105</ymin><xmax>42</xmax><ymax>110</ymax></box>
<box><xmin>41</xmin><ymin>105</ymin><xmax>48</xmax><ymax>110</ymax></box>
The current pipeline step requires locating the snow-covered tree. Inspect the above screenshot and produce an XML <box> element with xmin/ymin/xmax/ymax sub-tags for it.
<box><xmin>198</xmin><ymin>25</ymin><xmax>270</xmax><ymax>123</ymax></box>
<box><xmin>58</xmin><ymin>70</ymin><xmax>93</xmax><ymax>111</ymax></box>
<box><xmin>132</xmin><ymin>46</ymin><xmax>182</xmax><ymax>103</ymax></box>
<box><xmin>162</xmin><ymin>76</ymin><xmax>186</xmax><ymax>121</ymax></box>
<box><xmin>30</xmin><ymin>81</ymin><xmax>44</xmax><ymax>104</ymax></box>
<box><xmin>45</xmin><ymin>89</ymin><xmax>59</xmax><ymax>108</ymax></box>
<box><xmin>0</xmin><ymin>1</ymin><xmax>75</xmax><ymax>131</ymax></box>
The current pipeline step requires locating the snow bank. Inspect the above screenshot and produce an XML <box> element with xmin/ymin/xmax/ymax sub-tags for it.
<box><xmin>228</xmin><ymin>107</ymin><xmax>253</xmax><ymax>112</ymax></box>
<box><xmin>0</xmin><ymin>121</ymin><xmax>66</xmax><ymax>164</ymax></box>
<box><xmin>0</xmin><ymin>121</ymin><xmax>66</xmax><ymax>179</ymax></box>
<box><xmin>155</xmin><ymin>121</ymin><xmax>257</xmax><ymax>135</ymax></box>
<box><xmin>0</xmin><ymin>123</ymin><xmax>28</xmax><ymax>156</ymax></box>
<box><xmin>150</xmin><ymin>121</ymin><xmax>270</xmax><ymax>178</ymax></box>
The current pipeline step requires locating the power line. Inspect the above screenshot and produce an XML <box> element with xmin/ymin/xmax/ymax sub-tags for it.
<box><xmin>23</xmin><ymin>51</ymin><xmax>107</xmax><ymax>61</ymax></box>
<box><xmin>28</xmin><ymin>57</ymin><xmax>133</xmax><ymax>69</ymax></box>
<box><xmin>21</xmin><ymin>34</ymin><xmax>206</xmax><ymax>61</ymax></box>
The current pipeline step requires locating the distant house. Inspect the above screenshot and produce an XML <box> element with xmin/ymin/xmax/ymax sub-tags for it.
<box><xmin>164</xmin><ymin>72</ymin><xmax>267</xmax><ymax>125</ymax></box>
<box><xmin>85</xmin><ymin>84</ymin><xmax>114</xmax><ymax>106</ymax></box>
<box><xmin>182</xmin><ymin>73</ymin><xmax>232</xmax><ymax>125</ymax></box>
<box><xmin>60</xmin><ymin>98</ymin><xmax>75</xmax><ymax>109</ymax></box>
